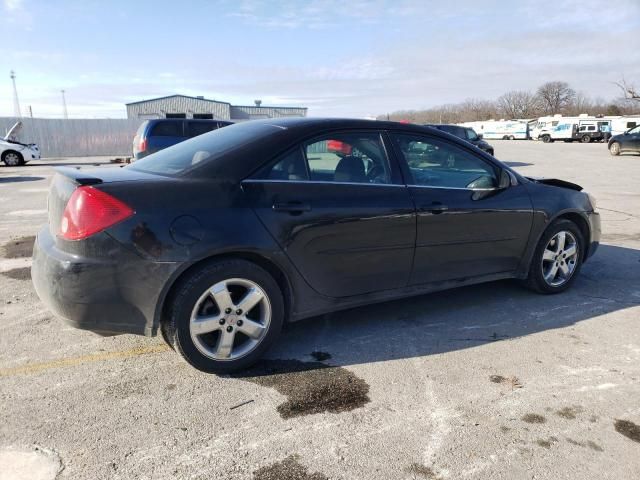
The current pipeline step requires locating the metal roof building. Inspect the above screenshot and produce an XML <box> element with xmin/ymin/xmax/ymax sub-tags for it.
<box><xmin>126</xmin><ymin>95</ymin><xmax>307</xmax><ymax>122</ymax></box>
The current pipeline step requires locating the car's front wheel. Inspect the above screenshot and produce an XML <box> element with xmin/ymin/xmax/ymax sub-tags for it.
<box><xmin>609</xmin><ymin>142</ymin><xmax>621</xmax><ymax>156</ymax></box>
<box><xmin>526</xmin><ymin>219</ymin><xmax>584</xmax><ymax>294</ymax></box>
<box><xmin>2</xmin><ymin>151</ymin><xmax>24</xmax><ymax>166</ymax></box>
<box><xmin>164</xmin><ymin>259</ymin><xmax>284</xmax><ymax>373</ymax></box>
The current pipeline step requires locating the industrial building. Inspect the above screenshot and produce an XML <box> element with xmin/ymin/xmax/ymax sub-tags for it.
<box><xmin>126</xmin><ymin>94</ymin><xmax>307</xmax><ymax>121</ymax></box>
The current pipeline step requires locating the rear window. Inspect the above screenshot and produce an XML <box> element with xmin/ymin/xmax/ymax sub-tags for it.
<box><xmin>128</xmin><ymin>122</ymin><xmax>284</xmax><ymax>176</ymax></box>
<box><xmin>150</xmin><ymin>121</ymin><xmax>183</xmax><ymax>137</ymax></box>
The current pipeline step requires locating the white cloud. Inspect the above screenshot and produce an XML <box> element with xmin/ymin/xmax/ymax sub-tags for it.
<box><xmin>4</xmin><ymin>0</ymin><xmax>23</xmax><ymax>11</ymax></box>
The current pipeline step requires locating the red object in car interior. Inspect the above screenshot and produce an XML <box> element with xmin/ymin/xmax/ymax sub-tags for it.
<box><xmin>327</xmin><ymin>140</ymin><xmax>352</xmax><ymax>155</ymax></box>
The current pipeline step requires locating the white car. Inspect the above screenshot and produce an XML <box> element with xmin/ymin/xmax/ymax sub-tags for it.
<box><xmin>1</xmin><ymin>121</ymin><xmax>41</xmax><ymax>166</ymax></box>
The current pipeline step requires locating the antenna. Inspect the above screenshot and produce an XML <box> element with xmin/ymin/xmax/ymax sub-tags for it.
<box><xmin>61</xmin><ymin>90</ymin><xmax>68</xmax><ymax>119</ymax></box>
<box><xmin>10</xmin><ymin>70</ymin><xmax>21</xmax><ymax>117</ymax></box>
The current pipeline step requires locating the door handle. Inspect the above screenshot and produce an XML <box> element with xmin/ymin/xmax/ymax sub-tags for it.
<box><xmin>421</xmin><ymin>202</ymin><xmax>448</xmax><ymax>214</ymax></box>
<box><xmin>272</xmin><ymin>201</ymin><xmax>311</xmax><ymax>213</ymax></box>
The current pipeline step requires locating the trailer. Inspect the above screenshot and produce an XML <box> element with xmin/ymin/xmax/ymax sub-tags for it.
<box><xmin>459</xmin><ymin>119</ymin><xmax>529</xmax><ymax>140</ymax></box>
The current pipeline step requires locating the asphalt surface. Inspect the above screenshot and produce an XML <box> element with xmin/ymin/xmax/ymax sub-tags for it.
<box><xmin>0</xmin><ymin>144</ymin><xmax>639</xmax><ymax>480</ymax></box>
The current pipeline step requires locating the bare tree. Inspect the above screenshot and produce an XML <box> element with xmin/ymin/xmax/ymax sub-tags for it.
<box><xmin>615</xmin><ymin>78</ymin><xmax>640</xmax><ymax>103</ymax></box>
<box><xmin>536</xmin><ymin>81</ymin><xmax>576</xmax><ymax>115</ymax></box>
<box><xmin>497</xmin><ymin>90</ymin><xmax>539</xmax><ymax>118</ymax></box>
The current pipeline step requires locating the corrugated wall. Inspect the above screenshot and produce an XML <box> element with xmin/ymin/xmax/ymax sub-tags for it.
<box><xmin>230</xmin><ymin>105</ymin><xmax>308</xmax><ymax>120</ymax></box>
<box><xmin>127</xmin><ymin>97</ymin><xmax>231</xmax><ymax>120</ymax></box>
<box><xmin>0</xmin><ymin>117</ymin><xmax>142</xmax><ymax>158</ymax></box>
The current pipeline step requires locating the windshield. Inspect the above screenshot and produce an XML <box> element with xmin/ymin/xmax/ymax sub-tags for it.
<box><xmin>128</xmin><ymin>121</ymin><xmax>283</xmax><ymax>176</ymax></box>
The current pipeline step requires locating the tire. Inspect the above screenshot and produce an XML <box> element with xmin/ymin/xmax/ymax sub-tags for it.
<box><xmin>609</xmin><ymin>142</ymin><xmax>621</xmax><ymax>156</ymax></box>
<box><xmin>581</xmin><ymin>135</ymin><xmax>591</xmax><ymax>143</ymax></box>
<box><xmin>525</xmin><ymin>219</ymin><xmax>584</xmax><ymax>294</ymax></box>
<box><xmin>508</xmin><ymin>135</ymin><xmax>515</xmax><ymax>140</ymax></box>
<box><xmin>2</xmin><ymin>150</ymin><xmax>24</xmax><ymax>166</ymax></box>
<box><xmin>541</xmin><ymin>135</ymin><xmax>552</xmax><ymax>143</ymax></box>
<box><xmin>164</xmin><ymin>258</ymin><xmax>284</xmax><ymax>373</ymax></box>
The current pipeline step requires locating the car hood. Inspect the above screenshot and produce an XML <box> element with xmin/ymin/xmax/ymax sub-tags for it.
<box><xmin>526</xmin><ymin>177</ymin><xmax>583</xmax><ymax>191</ymax></box>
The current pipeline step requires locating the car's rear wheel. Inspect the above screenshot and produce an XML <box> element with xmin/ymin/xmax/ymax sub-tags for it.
<box><xmin>2</xmin><ymin>151</ymin><xmax>24</xmax><ymax>166</ymax></box>
<box><xmin>526</xmin><ymin>219</ymin><xmax>584</xmax><ymax>294</ymax></box>
<box><xmin>508</xmin><ymin>135</ymin><xmax>515</xmax><ymax>140</ymax></box>
<box><xmin>541</xmin><ymin>135</ymin><xmax>552</xmax><ymax>143</ymax></box>
<box><xmin>581</xmin><ymin>134</ymin><xmax>591</xmax><ymax>143</ymax></box>
<box><xmin>609</xmin><ymin>142</ymin><xmax>621</xmax><ymax>156</ymax></box>
<box><xmin>164</xmin><ymin>259</ymin><xmax>284</xmax><ymax>373</ymax></box>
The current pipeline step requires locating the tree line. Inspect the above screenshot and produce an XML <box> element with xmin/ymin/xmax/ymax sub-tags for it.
<box><xmin>378</xmin><ymin>80</ymin><xmax>640</xmax><ymax>124</ymax></box>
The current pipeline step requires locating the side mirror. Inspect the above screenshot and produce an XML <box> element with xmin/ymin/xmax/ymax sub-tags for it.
<box><xmin>477</xmin><ymin>133</ymin><xmax>483</xmax><ymax>140</ymax></box>
<box><xmin>498</xmin><ymin>169</ymin><xmax>515</xmax><ymax>189</ymax></box>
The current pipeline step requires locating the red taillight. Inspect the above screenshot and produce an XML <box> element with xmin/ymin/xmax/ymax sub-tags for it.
<box><xmin>59</xmin><ymin>186</ymin><xmax>134</xmax><ymax>240</ymax></box>
<box><xmin>138</xmin><ymin>137</ymin><xmax>147</xmax><ymax>152</ymax></box>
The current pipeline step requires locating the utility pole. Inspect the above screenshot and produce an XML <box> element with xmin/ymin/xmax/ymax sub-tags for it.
<box><xmin>28</xmin><ymin>105</ymin><xmax>33</xmax><ymax>118</ymax></box>
<box><xmin>10</xmin><ymin>70</ymin><xmax>21</xmax><ymax>117</ymax></box>
<box><xmin>61</xmin><ymin>89</ymin><xmax>68</xmax><ymax>119</ymax></box>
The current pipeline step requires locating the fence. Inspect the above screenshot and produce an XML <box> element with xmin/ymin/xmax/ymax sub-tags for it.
<box><xmin>0</xmin><ymin>117</ymin><xmax>143</xmax><ymax>158</ymax></box>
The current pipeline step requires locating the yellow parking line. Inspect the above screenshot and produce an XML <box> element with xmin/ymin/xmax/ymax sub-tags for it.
<box><xmin>0</xmin><ymin>343</ymin><xmax>171</xmax><ymax>378</ymax></box>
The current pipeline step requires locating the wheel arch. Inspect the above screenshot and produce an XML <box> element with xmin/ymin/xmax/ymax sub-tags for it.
<box><xmin>519</xmin><ymin>209</ymin><xmax>592</xmax><ymax>279</ymax></box>
<box><xmin>553</xmin><ymin>211</ymin><xmax>590</xmax><ymax>261</ymax></box>
<box><xmin>155</xmin><ymin>251</ymin><xmax>293</xmax><ymax>335</ymax></box>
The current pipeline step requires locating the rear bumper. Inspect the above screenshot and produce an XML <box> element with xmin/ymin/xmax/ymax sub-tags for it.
<box><xmin>585</xmin><ymin>211</ymin><xmax>600</xmax><ymax>260</ymax></box>
<box><xmin>31</xmin><ymin>226</ymin><xmax>179</xmax><ymax>336</ymax></box>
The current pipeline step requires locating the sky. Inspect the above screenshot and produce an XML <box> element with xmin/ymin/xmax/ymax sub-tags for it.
<box><xmin>1</xmin><ymin>0</ymin><xmax>639</xmax><ymax>119</ymax></box>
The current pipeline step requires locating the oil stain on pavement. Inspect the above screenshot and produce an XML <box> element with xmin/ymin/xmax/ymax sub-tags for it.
<box><xmin>406</xmin><ymin>463</ymin><xmax>442</xmax><ymax>479</ymax></box>
<box><xmin>522</xmin><ymin>413</ymin><xmax>546</xmax><ymax>424</ymax></box>
<box><xmin>238</xmin><ymin>359</ymin><xmax>370</xmax><ymax>419</ymax></box>
<box><xmin>254</xmin><ymin>455</ymin><xmax>328</xmax><ymax>480</ymax></box>
<box><xmin>556</xmin><ymin>406</ymin><xmax>583</xmax><ymax>420</ymax></box>
<box><xmin>2</xmin><ymin>267</ymin><xmax>31</xmax><ymax>281</ymax></box>
<box><xmin>1</xmin><ymin>235</ymin><xmax>35</xmax><ymax>258</ymax></box>
<box><xmin>615</xmin><ymin>419</ymin><xmax>640</xmax><ymax>443</ymax></box>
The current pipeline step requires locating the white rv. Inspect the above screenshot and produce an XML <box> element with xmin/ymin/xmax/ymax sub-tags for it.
<box><xmin>611</xmin><ymin>116</ymin><xmax>640</xmax><ymax>136</ymax></box>
<box><xmin>535</xmin><ymin>115</ymin><xmax>611</xmax><ymax>143</ymax></box>
<box><xmin>532</xmin><ymin>114</ymin><xmax>612</xmax><ymax>143</ymax></box>
<box><xmin>459</xmin><ymin>120</ymin><xmax>529</xmax><ymax>140</ymax></box>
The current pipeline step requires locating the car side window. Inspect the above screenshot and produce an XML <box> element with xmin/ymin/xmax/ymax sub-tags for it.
<box><xmin>303</xmin><ymin>132</ymin><xmax>391</xmax><ymax>184</ymax></box>
<box><xmin>392</xmin><ymin>134</ymin><xmax>498</xmax><ymax>189</ymax></box>
<box><xmin>187</xmin><ymin>121</ymin><xmax>218</xmax><ymax>138</ymax></box>
<box><xmin>150</xmin><ymin>121</ymin><xmax>183</xmax><ymax>137</ymax></box>
<box><xmin>253</xmin><ymin>148</ymin><xmax>309</xmax><ymax>181</ymax></box>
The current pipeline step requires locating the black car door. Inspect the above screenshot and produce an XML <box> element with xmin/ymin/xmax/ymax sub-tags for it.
<box><xmin>242</xmin><ymin>131</ymin><xmax>416</xmax><ymax>298</ymax></box>
<box><xmin>388</xmin><ymin>132</ymin><xmax>533</xmax><ymax>285</ymax></box>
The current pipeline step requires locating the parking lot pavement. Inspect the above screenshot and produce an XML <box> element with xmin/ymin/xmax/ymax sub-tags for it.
<box><xmin>1</xmin><ymin>145</ymin><xmax>639</xmax><ymax>480</ymax></box>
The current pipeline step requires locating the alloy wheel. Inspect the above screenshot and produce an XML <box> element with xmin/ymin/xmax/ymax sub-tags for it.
<box><xmin>610</xmin><ymin>142</ymin><xmax>620</xmax><ymax>155</ymax></box>
<box><xmin>541</xmin><ymin>231</ymin><xmax>579</xmax><ymax>287</ymax></box>
<box><xmin>189</xmin><ymin>278</ymin><xmax>271</xmax><ymax>361</ymax></box>
<box><xmin>4</xmin><ymin>152</ymin><xmax>21</xmax><ymax>166</ymax></box>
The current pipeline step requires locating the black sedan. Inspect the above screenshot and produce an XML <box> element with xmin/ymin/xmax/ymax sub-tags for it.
<box><xmin>608</xmin><ymin>125</ymin><xmax>640</xmax><ymax>155</ymax></box>
<box><xmin>32</xmin><ymin>118</ymin><xmax>600</xmax><ymax>373</ymax></box>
